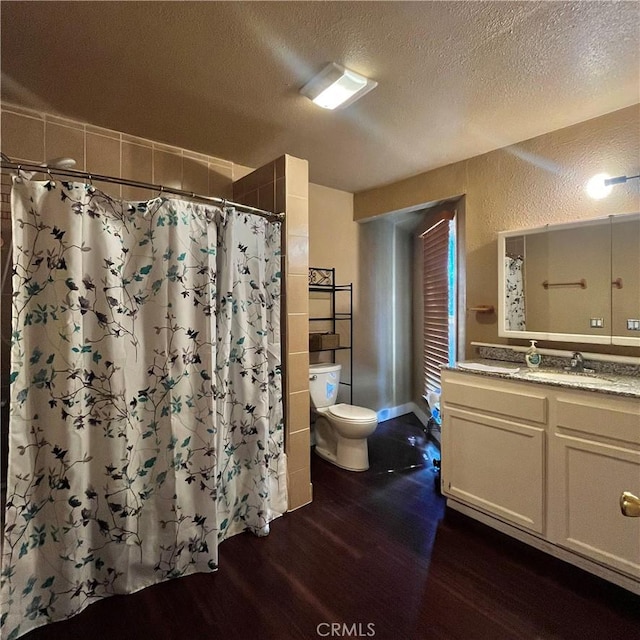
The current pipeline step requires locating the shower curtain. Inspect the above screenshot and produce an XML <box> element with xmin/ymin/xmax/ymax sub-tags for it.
<box><xmin>1</xmin><ymin>179</ymin><xmax>287</xmax><ymax>639</ymax></box>
<box><xmin>504</xmin><ymin>255</ymin><xmax>526</xmax><ymax>330</ymax></box>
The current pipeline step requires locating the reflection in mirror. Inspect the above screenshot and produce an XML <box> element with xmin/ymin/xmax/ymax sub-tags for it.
<box><xmin>611</xmin><ymin>215</ymin><xmax>640</xmax><ymax>344</ymax></box>
<box><xmin>498</xmin><ymin>212</ymin><xmax>640</xmax><ymax>346</ymax></box>
<box><xmin>504</xmin><ymin>236</ymin><xmax>526</xmax><ymax>330</ymax></box>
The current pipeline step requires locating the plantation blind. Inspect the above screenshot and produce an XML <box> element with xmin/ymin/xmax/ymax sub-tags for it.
<box><xmin>422</xmin><ymin>212</ymin><xmax>455</xmax><ymax>395</ymax></box>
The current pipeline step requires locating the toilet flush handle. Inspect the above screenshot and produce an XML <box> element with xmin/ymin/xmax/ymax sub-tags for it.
<box><xmin>309</xmin><ymin>374</ymin><xmax>317</xmax><ymax>381</ymax></box>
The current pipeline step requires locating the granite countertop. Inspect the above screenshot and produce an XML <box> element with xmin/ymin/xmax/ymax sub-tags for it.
<box><xmin>447</xmin><ymin>359</ymin><xmax>640</xmax><ymax>399</ymax></box>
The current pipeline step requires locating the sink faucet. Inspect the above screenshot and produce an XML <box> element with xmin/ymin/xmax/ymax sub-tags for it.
<box><xmin>569</xmin><ymin>352</ymin><xmax>585</xmax><ymax>372</ymax></box>
<box><xmin>565</xmin><ymin>352</ymin><xmax>595</xmax><ymax>374</ymax></box>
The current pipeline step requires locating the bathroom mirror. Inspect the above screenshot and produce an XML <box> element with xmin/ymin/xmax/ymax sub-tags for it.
<box><xmin>498</xmin><ymin>212</ymin><xmax>640</xmax><ymax>347</ymax></box>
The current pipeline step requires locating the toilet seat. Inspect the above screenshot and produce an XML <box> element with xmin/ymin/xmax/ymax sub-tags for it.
<box><xmin>327</xmin><ymin>403</ymin><xmax>377</xmax><ymax>423</ymax></box>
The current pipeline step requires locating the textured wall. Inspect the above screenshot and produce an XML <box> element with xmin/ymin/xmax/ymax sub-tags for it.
<box><xmin>354</xmin><ymin>104</ymin><xmax>640</xmax><ymax>355</ymax></box>
<box><xmin>308</xmin><ymin>184</ymin><xmax>356</xmax><ymax>400</ymax></box>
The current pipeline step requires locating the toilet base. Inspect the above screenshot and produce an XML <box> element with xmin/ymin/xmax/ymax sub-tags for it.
<box><xmin>314</xmin><ymin>439</ymin><xmax>369</xmax><ymax>472</ymax></box>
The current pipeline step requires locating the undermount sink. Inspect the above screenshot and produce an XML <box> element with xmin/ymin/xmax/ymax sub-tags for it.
<box><xmin>522</xmin><ymin>370</ymin><xmax>618</xmax><ymax>387</ymax></box>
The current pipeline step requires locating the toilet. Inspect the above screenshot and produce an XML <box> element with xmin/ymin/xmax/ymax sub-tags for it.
<box><xmin>309</xmin><ymin>363</ymin><xmax>378</xmax><ymax>471</ymax></box>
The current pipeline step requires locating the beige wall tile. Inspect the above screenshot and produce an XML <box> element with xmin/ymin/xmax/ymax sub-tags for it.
<box><xmin>275</xmin><ymin>177</ymin><xmax>286</xmax><ymax>212</ymax></box>
<box><xmin>153</xmin><ymin>141</ymin><xmax>181</xmax><ymax>155</ymax></box>
<box><xmin>285</xmin><ymin>155</ymin><xmax>309</xmax><ymax>199</ymax></box>
<box><xmin>86</xmin><ymin>132</ymin><xmax>121</xmax><ymax>175</ymax></box>
<box><xmin>287</xmin><ymin>274</ymin><xmax>309</xmax><ymax>315</ymax></box>
<box><xmin>153</xmin><ymin>149</ymin><xmax>182</xmax><ymax>190</ymax></box>
<box><xmin>184</xmin><ymin>149</ymin><xmax>210</xmax><ymax>164</ymax></box>
<box><xmin>209</xmin><ymin>163</ymin><xmax>233</xmax><ymax>199</ymax></box>
<box><xmin>2</xmin><ymin>103</ymin><xmax>41</xmax><ymax>118</ymax></box>
<box><xmin>286</xmin><ymin>235</ymin><xmax>309</xmax><ymax>275</ymax></box>
<box><xmin>287</xmin><ymin>468</ymin><xmax>312</xmax><ymax>510</ymax></box>
<box><xmin>287</xmin><ymin>313</ymin><xmax>309</xmax><ymax>354</ymax></box>
<box><xmin>238</xmin><ymin>189</ymin><xmax>258</xmax><ymax>208</ymax></box>
<box><xmin>122</xmin><ymin>142</ymin><xmax>153</xmax><ymax>200</ymax></box>
<box><xmin>45</xmin><ymin>122</ymin><xmax>85</xmax><ymax>171</ymax></box>
<box><xmin>85</xmin><ymin>123</ymin><xmax>120</xmax><ymax>140</ymax></box>
<box><xmin>45</xmin><ymin>113</ymin><xmax>84</xmax><ymax>128</ymax></box>
<box><xmin>1</xmin><ymin>111</ymin><xmax>44</xmax><ymax>162</ymax></box>
<box><xmin>183</xmin><ymin>156</ymin><xmax>209</xmax><ymax>196</ymax></box>
<box><xmin>258</xmin><ymin>183</ymin><xmax>275</xmax><ymax>213</ymax></box>
<box><xmin>287</xmin><ymin>351</ymin><xmax>310</xmax><ymax>394</ymax></box>
<box><xmin>86</xmin><ymin>132</ymin><xmax>121</xmax><ymax>198</ymax></box>
<box><xmin>121</xmin><ymin>132</ymin><xmax>153</xmax><ymax>147</ymax></box>
<box><xmin>287</xmin><ymin>429</ymin><xmax>310</xmax><ymax>473</ymax></box>
<box><xmin>285</xmin><ymin>194</ymin><xmax>309</xmax><ymax>237</ymax></box>
<box><xmin>243</xmin><ymin>163</ymin><xmax>275</xmax><ymax>192</ymax></box>
<box><xmin>287</xmin><ymin>390</ymin><xmax>310</xmax><ymax>437</ymax></box>
<box><xmin>232</xmin><ymin>162</ymin><xmax>254</xmax><ymax>182</ymax></box>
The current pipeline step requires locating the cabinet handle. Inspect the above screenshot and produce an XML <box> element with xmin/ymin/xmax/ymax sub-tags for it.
<box><xmin>620</xmin><ymin>491</ymin><xmax>640</xmax><ymax>517</ymax></box>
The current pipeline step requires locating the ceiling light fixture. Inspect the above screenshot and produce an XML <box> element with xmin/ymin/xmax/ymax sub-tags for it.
<box><xmin>300</xmin><ymin>63</ymin><xmax>377</xmax><ymax>110</ymax></box>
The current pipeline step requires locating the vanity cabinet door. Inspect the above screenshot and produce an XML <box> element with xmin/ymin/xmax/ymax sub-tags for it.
<box><xmin>549</xmin><ymin>393</ymin><xmax>640</xmax><ymax>578</ymax></box>
<box><xmin>442</xmin><ymin>407</ymin><xmax>546</xmax><ymax>534</ymax></box>
<box><xmin>551</xmin><ymin>435</ymin><xmax>640</xmax><ymax>578</ymax></box>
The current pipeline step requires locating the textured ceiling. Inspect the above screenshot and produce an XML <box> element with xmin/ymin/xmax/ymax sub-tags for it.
<box><xmin>1</xmin><ymin>1</ymin><xmax>638</xmax><ymax>193</ymax></box>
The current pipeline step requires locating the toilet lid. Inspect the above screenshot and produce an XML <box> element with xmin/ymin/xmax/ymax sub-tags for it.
<box><xmin>327</xmin><ymin>403</ymin><xmax>377</xmax><ymax>422</ymax></box>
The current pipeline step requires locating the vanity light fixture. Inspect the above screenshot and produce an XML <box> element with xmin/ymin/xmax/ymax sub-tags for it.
<box><xmin>300</xmin><ymin>63</ymin><xmax>377</xmax><ymax>110</ymax></box>
<box><xmin>585</xmin><ymin>173</ymin><xmax>613</xmax><ymax>199</ymax></box>
<box><xmin>604</xmin><ymin>173</ymin><xmax>640</xmax><ymax>186</ymax></box>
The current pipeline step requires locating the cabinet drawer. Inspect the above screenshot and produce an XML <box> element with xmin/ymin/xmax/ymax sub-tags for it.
<box><xmin>556</xmin><ymin>395</ymin><xmax>640</xmax><ymax>445</ymax></box>
<box><xmin>443</xmin><ymin>374</ymin><xmax>547</xmax><ymax>424</ymax></box>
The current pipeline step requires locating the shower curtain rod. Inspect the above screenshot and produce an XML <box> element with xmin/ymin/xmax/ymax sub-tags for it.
<box><xmin>0</xmin><ymin>157</ymin><xmax>284</xmax><ymax>222</ymax></box>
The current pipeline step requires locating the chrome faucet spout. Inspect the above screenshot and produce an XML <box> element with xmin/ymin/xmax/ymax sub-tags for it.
<box><xmin>564</xmin><ymin>351</ymin><xmax>594</xmax><ymax>374</ymax></box>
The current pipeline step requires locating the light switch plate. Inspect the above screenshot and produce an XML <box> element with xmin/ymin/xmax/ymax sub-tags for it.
<box><xmin>590</xmin><ymin>318</ymin><xmax>604</xmax><ymax>328</ymax></box>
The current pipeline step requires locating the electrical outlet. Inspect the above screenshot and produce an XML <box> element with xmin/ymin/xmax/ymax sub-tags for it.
<box><xmin>590</xmin><ymin>318</ymin><xmax>604</xmax><ymax>328</ymax></box>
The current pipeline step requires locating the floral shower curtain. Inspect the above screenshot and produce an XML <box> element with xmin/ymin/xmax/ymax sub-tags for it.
<box><xmin>504</xmin><ymin>255</ymin><xmax>526</xmax><ymax>330</ymax></box>
<box><xmin>1</xmin><ymin>179</ymin><xmax>287</xmax><ymax>639</ymax></box>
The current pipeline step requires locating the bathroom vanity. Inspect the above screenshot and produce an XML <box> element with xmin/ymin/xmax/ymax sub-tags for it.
<box><xmin>441</xmin><ymin>365</ymin><xmax>640</xmax><ymax>594</ymax></box>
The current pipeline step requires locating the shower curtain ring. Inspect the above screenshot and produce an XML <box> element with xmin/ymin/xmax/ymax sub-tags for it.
<box><xmin>87</xmin><ymin>174</ymin><xmax>95</xmax><ymax>194</ymax></box>
<box><xmin>46</xmin><ymin>167</ymin><xmax>56</xmax><ymax>188</ymax></box>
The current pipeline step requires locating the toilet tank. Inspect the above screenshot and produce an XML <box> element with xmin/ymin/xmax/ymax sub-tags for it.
<box><xmin>309</xmin><ymin>363</ymin><xmax>341</xmax><ymax>409</ymax></box>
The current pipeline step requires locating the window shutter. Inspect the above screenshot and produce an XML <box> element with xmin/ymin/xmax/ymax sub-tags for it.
<box><xmin>422</xmin><ymin>212</ymin><xmax>455</xmax><ymax>395</ymax></box>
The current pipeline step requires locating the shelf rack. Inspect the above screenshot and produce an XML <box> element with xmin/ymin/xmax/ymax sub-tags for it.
<box><xmin>309</xmin><ymin>267</ymin><xmax>353</xmax><ymax>403</ymax></box>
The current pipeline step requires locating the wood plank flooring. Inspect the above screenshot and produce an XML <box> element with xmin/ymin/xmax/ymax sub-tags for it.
<box><xmin>19</xmin><ymin>414</ymin><xmax>640</xmax><ymax>639</ymax></box>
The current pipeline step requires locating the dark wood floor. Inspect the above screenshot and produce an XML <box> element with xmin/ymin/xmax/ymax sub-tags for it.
<box><xmin>20</xmin><ymin>414</ymin><xmax>640</xmax><ymax>640</ymax></box>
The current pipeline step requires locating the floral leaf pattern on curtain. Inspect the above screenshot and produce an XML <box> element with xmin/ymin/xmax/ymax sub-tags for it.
<box><xmin>1</xmin><ymin>180</ymin><xmax>286</xmax><ymax>640</ymax></box>
<box><xmin>504</xmin><ymin>255</ymin><xmax>526</xmax><ymax>331</ymax></box>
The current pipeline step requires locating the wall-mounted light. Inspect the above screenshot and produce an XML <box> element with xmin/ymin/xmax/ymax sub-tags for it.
<box><xmin>604</xmin><ymin>173</ymin><xmax>640</xmax><ymax>186</ymax></box>
<box><xmin>586</xmin><ymin>173</ymin><xmax>613</xmax><ymax>199</ymax></box>
<box><xmin>300</xmin><ymin>63</ymin><xmax>377</xmax><ymax>110</ymax></box>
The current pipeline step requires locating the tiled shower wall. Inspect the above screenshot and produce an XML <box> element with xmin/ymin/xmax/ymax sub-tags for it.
<box><xmin>0</xmin><ymin>103</ymin><xmax>311</xmax><ymax>509</ymax></box>
<box><xmin>234</xmin><ymin>157</ymin><xmax>312</xmax><ymax>510</ymax></box>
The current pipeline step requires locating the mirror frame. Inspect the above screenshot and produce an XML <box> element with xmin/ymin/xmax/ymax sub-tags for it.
<box><xmin>498</xmin><ymin>212</ymin><xmax>640</xmax><ymax>347</ymax></box>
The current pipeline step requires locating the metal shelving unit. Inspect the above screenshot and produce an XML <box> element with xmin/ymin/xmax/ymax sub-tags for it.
<box><xmin>309</xmin><ymin>267</ymin><xmax>353</xmax><ymax>403</ymax></box>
